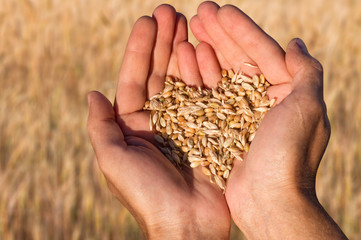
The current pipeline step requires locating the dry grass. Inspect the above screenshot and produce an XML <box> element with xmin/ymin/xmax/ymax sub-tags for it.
<box><xmin>0</xmin><ymin>0</ymin><xmax>360</xmax><ymax>239</ymax></box>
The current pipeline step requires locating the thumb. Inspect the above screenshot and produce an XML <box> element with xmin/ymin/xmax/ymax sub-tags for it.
<box><xmin>87</xmin><ymin>91</ymin><xmax>126</xmax><ymax>172</ymax></box>
<box><xmin>285</xmin><ymin>38</ymin><xmax>324</xmax><ymax>92</ymax></box>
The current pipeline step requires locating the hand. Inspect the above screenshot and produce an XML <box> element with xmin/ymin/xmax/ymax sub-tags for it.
<box><xmin>191</xmin><ymin>2</ymin><xmax>347</xmax><ymax>239</ymax></box>
<box><xmin>87</xmin><ymin>5</ymin><xmax>230</xmax><ymax>240</ymax></box>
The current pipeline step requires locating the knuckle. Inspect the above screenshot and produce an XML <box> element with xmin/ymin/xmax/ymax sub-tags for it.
<box><xmin>320</xmin><ymin>108</ymin><xmax>331</xmax><ymax>136</ymax></box>
<box><xmin>294</xmin><ymin>90</ymin><xmax>325</xmax><ymax>120</ymax></box>
<box><xmin>312</xmin><ymin>60</ymin><xmax>323</xmax><ymax>73</ymax></box>
<box><xmin>307</xmin><ymin>58</ymin><xmax>323</xmax><ymax>74</ymax></box>
<box><xmin>307</xmin><ymin>98</ymin><xmax>325</xmax><ymax>118</ymax></box>
<box><xmin>309</xmin><ymin>101</ymin><xmax>330</xmax><ymax>135</ymax></box>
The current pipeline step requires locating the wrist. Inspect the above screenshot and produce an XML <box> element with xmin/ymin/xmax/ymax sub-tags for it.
<box><xmin>145</xmin><ymin>219</ymin><xmax>229</xmax><ymax>240</ymax></box>
<box><xmin>228</xmin><ymin>183</ymin><xmax>307</xmax><ymax>236</ymax></box>
<box><xmin>140</xmin><ymin>207</ymin><xmax>230</xmax><ymax>240</ymax></box>
<box><xmin>228</xmin><ymin>184</ymin><xmax>346</xmax><ymax>240</ymax></box>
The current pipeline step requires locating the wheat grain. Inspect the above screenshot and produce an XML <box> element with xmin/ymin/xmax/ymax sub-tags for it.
<box><xmin>143</xmin><ymin>71</ymin><xmax>275</xmax><ymax>192</ymax></box>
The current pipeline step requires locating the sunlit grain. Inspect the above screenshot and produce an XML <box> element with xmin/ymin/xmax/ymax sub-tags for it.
<box><xmin>0</xmin><ymin>0</ymin><xmax>360</xmax><ymax>239</ymax></box>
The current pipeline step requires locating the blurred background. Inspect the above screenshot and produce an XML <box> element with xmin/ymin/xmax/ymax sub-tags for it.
<box><xmin>0</xmin><ymin>0</ymin><xmax>360</xmax><ymax>239</ymax></box>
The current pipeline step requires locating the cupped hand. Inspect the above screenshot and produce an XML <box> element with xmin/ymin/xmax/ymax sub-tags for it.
<box><xmin>190</xmin><ymin>1</ymin><xmax>332</xmax><ymax>234</ymax></box>
<box><xmin>87</xmin><ymin>5</ymin><xmax>230</xmax><ymax>240</ymax></box>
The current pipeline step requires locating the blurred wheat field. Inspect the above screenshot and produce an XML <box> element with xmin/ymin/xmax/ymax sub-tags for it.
<box><xmin>0</xmin><ymin>0</ymin><xmax>360</xmax><ymax>239</ymax></box>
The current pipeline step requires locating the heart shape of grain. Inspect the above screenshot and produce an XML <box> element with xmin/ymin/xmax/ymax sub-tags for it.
<box><xmin>143</xmin><ymin>70</ymin><xmax>275</xmax><ymax>192</ymax></box>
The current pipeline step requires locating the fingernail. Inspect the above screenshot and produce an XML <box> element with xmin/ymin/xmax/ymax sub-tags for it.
<box><xmin>295</xmin><ymin>38</ymin><xmax>309</xmax><ymax>54</ymax></box>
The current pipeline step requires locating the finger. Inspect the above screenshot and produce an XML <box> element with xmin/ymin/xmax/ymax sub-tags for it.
<box><xmin>196</xmin><ymin>42</ymin><xmax>221</xmax><ymax>88</ymax></box>
<box><xmin>177</xmin><ymin>41</ymin><xmax>203</xmax><ymax>87</ymax></box>
<box><xmin>218</xmin><ymin>5</ymin><xmax>292</xmax><ymax>84</ymax></box>
<box><xmin>87</xmin><ymin>91</ymin><xmax>126</xmax><ymax>172</ymax></box>
<box><xmin>147</xmin><ymin>4</ymin><xmax>177</xmax><ymax>97</ymax></box>
<box><xmin>266</xmin><ymin>84</ymin><xmax>292</xmax><ymax>104</ymax></box>
<box><xmin>167</xmin><ymin>12</ymin><xmax>188</xmax><ymax>77</ymax></box>
<box><xmin>197</xmin><ymin>2</ymin><xmax>257</xmax><ymax>72</ymax></box>
<box><xmin>116</xmin><ymin>16</ymin><xmax>156</xmax><ymax>116</ymax></box>
<box><xmin>190</xmin><ymin>15</ymin><xmax>232</xmax><ymax>70</ymax></box>
<box><xmin>286</xmin><ymin>39</ymin><xmax>329</xmax><ymax>170</ymax></box>
<box><xmin>285</xmin><ymin>38</ymin><xmax>323</xmax><ymax>92</ymax></box>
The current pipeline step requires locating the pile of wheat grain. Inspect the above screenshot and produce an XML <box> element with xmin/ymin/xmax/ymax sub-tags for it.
<box><xmin>144</xmin><ymin>70</ymin><xmax>275</xmax><ymax>191</ymax></box>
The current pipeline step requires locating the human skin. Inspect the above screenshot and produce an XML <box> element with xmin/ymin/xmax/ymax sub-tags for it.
<box><xmin>87</xmin><ymin>2</ymin><xmax>348</xmax><ymax>240</ymax></box>
<box><xmin>190</xmin><ymin>2</ymin><xmax>348</xmax><ymax>239</ymax></box>
<box><xmin>87</xmin><ymin>4</ymin><xmax>230</xmax><ymax>240</ymax></box>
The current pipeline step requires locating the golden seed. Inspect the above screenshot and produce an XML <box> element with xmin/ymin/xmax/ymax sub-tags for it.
<box><xmin>252</xmin><ymin>75</ymin><xmax>260</xmax><ymax>88</ymax></box>
<box><xmin>186</xmin><ymin>122</ymin><xmax>198</xmax><ymax>129</ymax></box>
<box><xmin>166</xmin><ymin>124</ymin><xmax>172</xmax><ymax>135</ymax></box>
<box><xmin>219</xmin><ymin>93</ymin><xmax>228</xmax><ymax>101</ymax></box>
<box><xmin>166</xmin><ymin>109</ymin><xmax>177</xmax><ymax>117</ymax></box>
<box><xmin>243</xmin><ymin>114</ymin><xmax>253</xmax><ymax>123</ymax></box>
<box><xmin>162</xmin><ymin>91</ymin><xmax>172</xmax><ymax>98</ymax></box>
<box><xmin>163</xmin><ymin>84</ymin><xmax>174</xmax><ymax>93</ymax></box>
<box><xmin>214</xmin><ymin>175</ymin><xmax>226</xmax><ymax>191</ymax></box>
<box><xmin>223</xmin><ymin>138</ymin><xmax>233</xmax><ymax>148</ymax></box>
<box><xmin>196</xmin><ymin>116</ymin><xmax>207</xmax><ymax>124</ymax></box>
<box><xmin>203</xmin><ymin>121</ymin><xmax>218</xmax><ymax>130</ymax></box>
<box><xmin>190</xmin><ymin>162</ymin><xmax>200</xmax><ymax>168</ymax></box>
<box><xmin>230</xmin><ymin>122</ymin><xmax>242</xmax><ymax>129</ymax></box>
<box><xmin>173</xmin><ymin>140</ymin><xmax>182</xmax><ymax>147</ymax></box>
<box><xmin>227</xmin><ymin>69</ymin><xmax>235</xmax><ymax>78</ymax></box>
<box><xmin>244</xmin><ymin>143</ymin><xmax>250</xmax><ymax>152</ymax></box>
<box><xmin>212</xmin><ymin>88</ymin><xmax>221</xmax><ymax>99</ymax></box>
<box><xmin>260</xmin><ymin>74</ymin><xmax>265</xmax><ymax>84</ymax></box>
<box><xmin>144</xmin><ymin>71</ymin><xmax>274</xmax><ymax>192</ymax></box>
<box><xmin>207</xmin><ymin>115</ymin><xmax>218</xmax><ymax>122</ymax></box>
<box><xmin>195</xmin><ymin>109</ymin><xmax>205</xmax><ymax>116</ymax></box>
<box><xmin>165</xmin><ymin>75</ymin><xmax>174</xmax><ymax>83</ymax></box>
<box><xmin>216</xmin><ymin>112</ymin><xmax>226</xmax><ymax>120</ymax></box>
<box><xmin>175</xmin><ymin>81</ymin><xmax>186</xmax><ymax>88</ymax></box>
<box><xmin>160</xmin><ymin>118</ymin><xmax>166</xmax><ymax>127</ymax></box>
<box><xmin>171</xmin><ymin>122</ymin><xmax>178</xmax><ymax>130</ymax></box>
<box><xmin>269</xmin><ymin>98</ymin><xmax>276</xmax><ymax>107</ymax></box>
<box><xmin>202</xmin><ymin>167</ymin><xmax>211</xmax><ymax>176</ymax></box>
<box><xmin>243</xmin><ymin>121</ymin><xmax>250</xmax><ymax>129</ymax></box>
<box><xmin>249</xmin><ymin>132</ymin><xmax>256</xmax><ymax>142</ymax></box>
<box><xmin>209</xmin><ymin>103</ymin><xmax>220</xmax><ymax>109</ymax></box>
<box><xmin>204</xmin><ymin>107</ymin><xmax>214</xmax><ymax>113</ymax></box>
<box><xmin>249</xmin><ymin>123</ymin><xmax>256</xmax><ymax>133</ymax></box>
<box><xmin>201</xmin><ymin>161</ymin><xmax>210</xmax><ymax>167</ymax></box>
<box><xmin>234</xmin><ymin>114</ymin><xmax>241</xmax><ymax>122</ymax></box>
<box><xmin>222</xmin><ymin>103</ymin><xmax>233</xmax><ymax>109</ymax></box>
<box><xmin>223</xmin><ymin>169</ymin><xmax>230</xmax><ymax>179</ymax></box>
<box><xmin>209</xmin><ymin>164</ymin><xmax>217</xmax><ymax>175</ymax></box>
<box><xmin>181</xmin><ymin>146</ymin><xmax>190</xmax><ymax>153</ymax></box>
<box><xmin>242</xmin><ymin>82</ymin><xmax>254</xmax><ymax>91</ymax></box>
<box><xmin>184</xmin><ymin>131</ymin><xmax>194</xmax><ymax>138</ymax></box>
<box><xmin>254</xmin><ymin>99</ymin><xmax>260</xmax><ymax>107</ymax></box>
<box><xmin>257</xmin><ymin>86</ymin><xmax>265</xmax><ymax>92</ymax></box>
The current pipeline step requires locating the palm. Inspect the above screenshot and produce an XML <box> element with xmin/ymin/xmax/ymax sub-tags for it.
<box><xmin>225</xmin><ymin>96</ymin><xmax>300</xmax><ymax>202</ymax></box>
<box><xmin>92</xmin><ymin>5</ymin><xmax>230</xmax><ymax>233</ymax></box>
<box><xmin>190</xmin><ymin>2</ymin><xmax>301</xmax><ymax>207</ymax></box>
